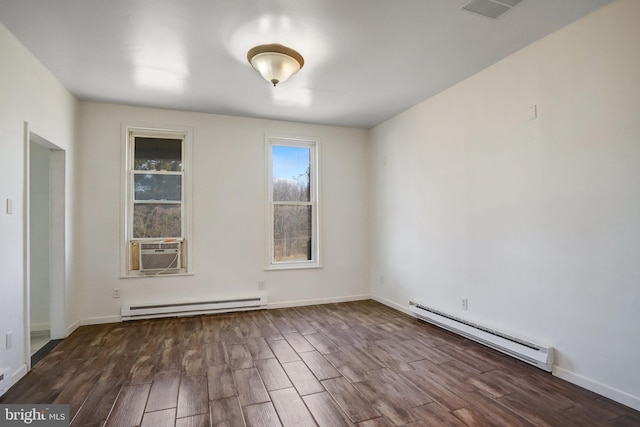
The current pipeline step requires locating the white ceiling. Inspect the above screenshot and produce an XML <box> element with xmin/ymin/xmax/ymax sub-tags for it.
<box><xmin>0</xmin><ymin>0</ymin><xmax>611</xmax><ymax>129</ymax></box>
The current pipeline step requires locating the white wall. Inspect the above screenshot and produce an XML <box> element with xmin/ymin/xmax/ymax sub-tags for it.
<box><xmin>76</xmin><ymin>102</ymin><xmax>370</xmax><ymax>323</ymax></box>
<box><xmin>0</xmin><ymin>22</ymin><xmax>78</xmax><ymax>393</ymax></box>
<box><xmin>370</xmin><ymin>0</ymin><xmax>640</xmax><ymax>410</ymax></box>
<box><xmin>29</xmin><ymin>142</ymin><xmax>50</xmax><ymax>332</ymax></box>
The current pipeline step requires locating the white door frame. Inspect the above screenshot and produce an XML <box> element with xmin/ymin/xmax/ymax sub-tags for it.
<box><xmin>23</xmin><ymin>122</ymin><xmax>66</xmax><ymax>369</ymax></box>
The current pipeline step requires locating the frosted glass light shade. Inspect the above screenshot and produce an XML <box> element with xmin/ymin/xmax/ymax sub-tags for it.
<box><xmin>247</xmin><ymin>44</ymin><xmax>304</xmax><ymax>86</ymax></box>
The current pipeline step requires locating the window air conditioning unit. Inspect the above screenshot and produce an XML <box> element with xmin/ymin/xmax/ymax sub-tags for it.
<box><xmin>139</xmin><ymin>240</ymin><xmax>181</xmax><ymax>274</ymax></box>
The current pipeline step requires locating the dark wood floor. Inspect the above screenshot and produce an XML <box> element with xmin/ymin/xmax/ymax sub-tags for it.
<box><xmin>2</xmin><ymin>300</ymin><xmax>639</xmax><ymax>426</ymax></box>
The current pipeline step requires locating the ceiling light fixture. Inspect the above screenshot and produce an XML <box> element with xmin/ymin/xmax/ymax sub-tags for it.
<box><xmin>247</xmin><ymin>43</ymin><xmax>304</xmax><ymax>87</ymax></box>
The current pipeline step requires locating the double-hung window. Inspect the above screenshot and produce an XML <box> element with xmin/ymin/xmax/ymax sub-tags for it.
<box><xmin>124</xmin><ymin>127</ymin><xmax>191</xmax><ymax>275</ymax></box>
<box><xmin>267</xmin><ymin>135</ymin><xmax>320</xmax><ymax>269</ymax></box>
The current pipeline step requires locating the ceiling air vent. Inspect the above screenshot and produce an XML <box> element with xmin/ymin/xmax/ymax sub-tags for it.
<box><xmin>462</xmin><ymin>0</ymin><xmax>523</xmax><ymax>20</ymax></box>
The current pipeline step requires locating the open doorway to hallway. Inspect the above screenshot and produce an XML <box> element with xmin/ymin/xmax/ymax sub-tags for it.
<box><xmin>26</xmin><ymin>128</ymin><xmax>66</xmax><ymax>367</ymax></box>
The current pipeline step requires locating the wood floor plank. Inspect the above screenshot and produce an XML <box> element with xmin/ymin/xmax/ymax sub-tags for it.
<box><xmin>303</xmin><ymin>391</ymin><xmax>355</xmax><ymax>427</ymax></box>
<box><xmin>269</xmin><ymin>312</ymin><xmax>299</xmax><ymax>334</ymax></box>
<box><xmin>157</xmin><ymin>338</ymin><xmax>185</xmax><ymax>372</ymax></box>
<box><xmin>467</xmin><ymin>369</ymin><xmax>520</xmax><ymax>398</ymax></box>
<box><xmin>337</xmin><ymin>346</ymin><xmax>384</xmax><ymax>371</ymax></box>
<box><xmin>210</xmin><ymin>397</ymin><xmax>244</xmax><ymax>426</ymax></box>
<box><xmin>281</xmin><ymin>361</ymin><xmax>325</xmax><ymax>396</ymax></box>
<box><xmin>203</xmin><ymin>318</ymin><xmax>223</xmax><ymax>344</ymax></box>
<box><xmin>452</xmin><ymin>406</ymin><xmax>503</xmax><ymax>427</ymax></box>
<box><xmin>457</xmin><ymin>390</ymin><xmax>538</xmax><ymax>427</ymax></box>
<box><xmin>207</xmin><ymin>364</ymin><xmax>237</xmax><ymax>401</ymax></box>
<box><xmin>176</xmin><ymin>413</ymin><xmax>212</xmax><ymax>427</ymax></box>
<box><xmin>409</xmin><ymin>359</ymin><xmax>477</xmax><ymax>394</ymax></box>
<box><xmin>366</xmin><ymin>323</ymin><xmax>415</xmax><ymax>342</ymax></box>
<box><xmin>256</xmin><ymin>319</ymin><xmax>284</xmax><ymax>341</ymax></box>
<box><xmin>299</xmin><ymin>350</ymin><xmax>341</xmax><ymax>380</ymax></box>
<box><xmin>283</xmin><ymin>332</ymin><xmax>315</xmax><ymax>353</ymax></box>
<box><xmin>233</xmin><ymin>367</ymin><xmax>270</xmax><ymax>406</ymax></box>
<box><xmin>204</xmin><ymin>342</ymin><xmax>228</xmax><ymax>366</ymax></box>
<box><xmin>399</xmin><ymin>339</ymin><xmax>453</xmax><ymax>364</ymax></box>
<box><xmin>351</xmin><ymin>380</ymin><xmax>419</xmax><ymax>426</ymax></box>
<box><xmin>356</xmin><ymin>417</ymin><xmax>394</xmax><ymax>427</ymax></box>
<box><xmin>177</xmin><ymin>375</ymin><xmax>209</xmax><ymax>418</ymax></box>
<box><xmin>322</xmin><ymin>377</ymin><xmax>380</xmax><ymax>423</ymax></box>
<box><xmin>268</xmin><ymin>338</ymin><xmax>301</xmax><ymax>363</ymax></box>
<box><xmin>324</xmin><ymin>351</ymin><xmax>369</xmax><ymax>383</ymax></box>
<box><xmin>400</xmin><ymin>368</ymin><xmax>469</xmax><ymax>411</ymax></box>
<box><xmin>409</xmin><ymin>402</ymin><xmax>468</xmax><ymax>426</ymax></box>
<box><xmin>255</xmin><ymin>358</ymin><xmax>293</xmax><ymax>391</ymax></box>
<box><xmin>285</xmin><ymin>309</ymin><xmax>318</xmax><ymax>335</ymax></box>
<box><xmin>146</xmin><ymin>370</ymin><xmax>181</xmax><ymax>412</ymax></box>
<box><xmin>246</xmin><ymin>337</ymin><xmax>276</xmax><ymax>360</ymax></box>
<box><xmin>436</xmin><ymin>343</ymin><xmax>497</xmax><ymax>373</ymax></box>
<box><xmin>227</xmin><ymin>344</ymin><xmax>254</xmax><ymax>370</ymax></box>
<box><xmin>128</xmin><ymin>354</ymin><xmax>157</xmax><ymax>384</ymax></box>
<box><xmin>71</xmin><ymin>380</ymin><xmax>123</xmax><ymax>426</ymax></box>
<box><xmin>140</xmin><ymin>408</ymin><xmax>176</xmax><ymax>427</ymax></box>
<box><xmin>105</xmin><ymin>382</ymin><xmax>151</xmax><ymax>427</ymax></box>
<box><xmin>372</xmin><ymin>339</ymin><xmax>425</xmax><ymax>363</ymax></box>
<box><xmin>358</xmin><ymin>345</ymin><xmax>413</xmax><ymax>372</ymax></box>
<box><xmin>183</xmin><ymin>349</ymin><xmax>207</xmax><ymax>377</ymax></box>
<box><xmin>243</xmin><ymin>402</ymin><xmax>281</xmax><ymax>427</ymax></box>
<box><xmin>496</xmin><ymin>391</ymin><xmax>578</xmax><ymax>427</ymax></box>
<box><xmin>270</xmin><ymin>387</ymin><xmax>317</xmax><ymax>426</ymax></box>
<box><xmin>360</xmin><ymin>368</ymin><xmax>432</xmax><ymax>408</ymax></box>
<box><xmin>319</xmin><ymin>327</ymin><xmax>366</xmax><ymax>348</ymax></box>
<box><xmin>53</xmin><ymin>366</ymin><xmax>101</xmax><ymax>419</ymax></box>
<box><xmin>304</xmin><ymin>333</ymin><xmax>339</xmax><ymax>355</ymax></box>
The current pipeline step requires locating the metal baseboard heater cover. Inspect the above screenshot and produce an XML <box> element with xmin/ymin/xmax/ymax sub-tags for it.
<box><xmin>121</xmin><ymin>296</ymin><xmax>267</xmax><ymax>321</ymax></box>
<box><xmin>409</xmin><ymin>300</ymin><xmax>553</xmax><ymax>372</ymax></box>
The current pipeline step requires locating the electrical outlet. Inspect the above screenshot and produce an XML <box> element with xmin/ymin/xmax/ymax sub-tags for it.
<box><xmin>258</xmin><ymin>281</ymin><xmax>266</xmax><ymax>290</ymax></box>
<box><xmin>6</xmin><ymin>331</ymin><xmax>13</xmax><ymax>349</ymax></box>
<box><xmin>461</xmin><ymin>298</ymin><xmax>468</xmax><ymax>310</ymax></box>
<box><xmin>113</xmin><ymin>288</ymin><xmax>121</xmax><ymax>299</ymax></box>
<box><xmin>380</xmin><ymin>275</ymin><xmax>384</xmax><ymax>285</ymax></box>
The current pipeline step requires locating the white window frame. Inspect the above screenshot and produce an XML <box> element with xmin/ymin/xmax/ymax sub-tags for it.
<box><xmin>265</xmin><ymin>133</ymin><xmax>321</xmax><ymax>270</ymax></box>
<box><xmin>120</xmin><ymin>125</ymin><xmax>193</xmax><ymax>277</ymax></box>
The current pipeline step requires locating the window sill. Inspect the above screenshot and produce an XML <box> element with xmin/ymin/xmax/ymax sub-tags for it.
<box><xmin>119</xmin><ymin>272</ymin><xmax>195</xmax><ymax>279</ymax></box>
<box><xmin>264</xmin><ymin>264</ymin><xmax>323</xmax><ymax>271</ymax></box>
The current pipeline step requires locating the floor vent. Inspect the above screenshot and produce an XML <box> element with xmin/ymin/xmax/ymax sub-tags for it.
<box><xmin>462</xmin><ymin>0</ymin><xmax>522</xmax><ymax>20</ymax></box>
<box><xmin>409</xmin><ymin>300</ymin><xmax>553</xmax><ymax>371</ymax></box>
<box><xmin>121</xmin><ymin>296</ymin><xmax>267</xmax><ymax>321</ymax></box>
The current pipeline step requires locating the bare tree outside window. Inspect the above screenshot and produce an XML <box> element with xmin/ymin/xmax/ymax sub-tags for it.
<box><xmin>271</xmin><ymin>144</ymin><xmax>315</xmax><ymax>263</ymax></box>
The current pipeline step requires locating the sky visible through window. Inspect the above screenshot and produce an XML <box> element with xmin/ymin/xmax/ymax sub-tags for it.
<box><xmin>273</xmin><ymin>145</ymin><xmax>310</xmax><ymax>184</ymax></box>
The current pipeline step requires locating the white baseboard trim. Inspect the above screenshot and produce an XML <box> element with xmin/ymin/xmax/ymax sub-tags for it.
<box><xmin>370</xmin><ymin>294</ymin><xmax>415</xmax><ymax>317</ymax></box>
<box><xmin>81</xmin><ymin>315</ymin><xmax>121</xmax><ymax>326</ymax></box>
<box><xmin>0</xmin><ymin>364</ymin><xmax>29</xmax><ymax>397</ymax></box>
<box><xmin>268</xmin><ymin>294</ymin><xmax>370</xmax><ymax>310</ymax></box>
<box><xmin>67</xmin><ymin>320</ymin><xmax>80</xmax><ymax>335</ymax></box>
<box><xmin>553</xmin><ymin>366</ymin><xmax>640</xmax><ymax>411</ymax></box>
<box><xmin>30</xmin><ymin>322</ymin><xmax>50</xmax><ymax>332</ymax></box>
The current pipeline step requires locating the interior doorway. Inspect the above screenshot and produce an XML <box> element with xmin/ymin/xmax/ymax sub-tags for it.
<box><xmin>25</xmin><ymin>127</ymin><xmax>66</xmax><ymax>368</ymax></box>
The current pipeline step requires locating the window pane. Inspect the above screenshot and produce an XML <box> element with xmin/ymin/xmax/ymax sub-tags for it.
<box><xmin>134</xmin><ymin>174</ymin><xmax>181</xmax><ymax>201</ymax></box>
<box><xmin>133</xmin><ymin>204</ymin><xmax>181</xmax><ymax>238</ymax></box>
<box><xmin>273</xmin><ymin>205</ymin><xmax>312</xmax><ymax>262</ymax></box>
<box><xmin>135</xmin><ymin>137</ymin><xmax>182</xmax><ymax>171</ymax></box>
<box><xmin>272</xmin><ymin>146</ymin><xmax>310</xmax><ymax>202</ymax></box>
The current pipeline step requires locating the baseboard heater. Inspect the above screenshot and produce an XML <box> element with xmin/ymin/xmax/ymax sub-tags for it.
<box><xmin>409</xmin><ymin>300</ymin><xmax>553</xmax><ymax>372</ymax></box>
<box><xmin>121</xmin><ymin>296</ymin><xmax>267</xmax><ymax>321</ymax></box>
